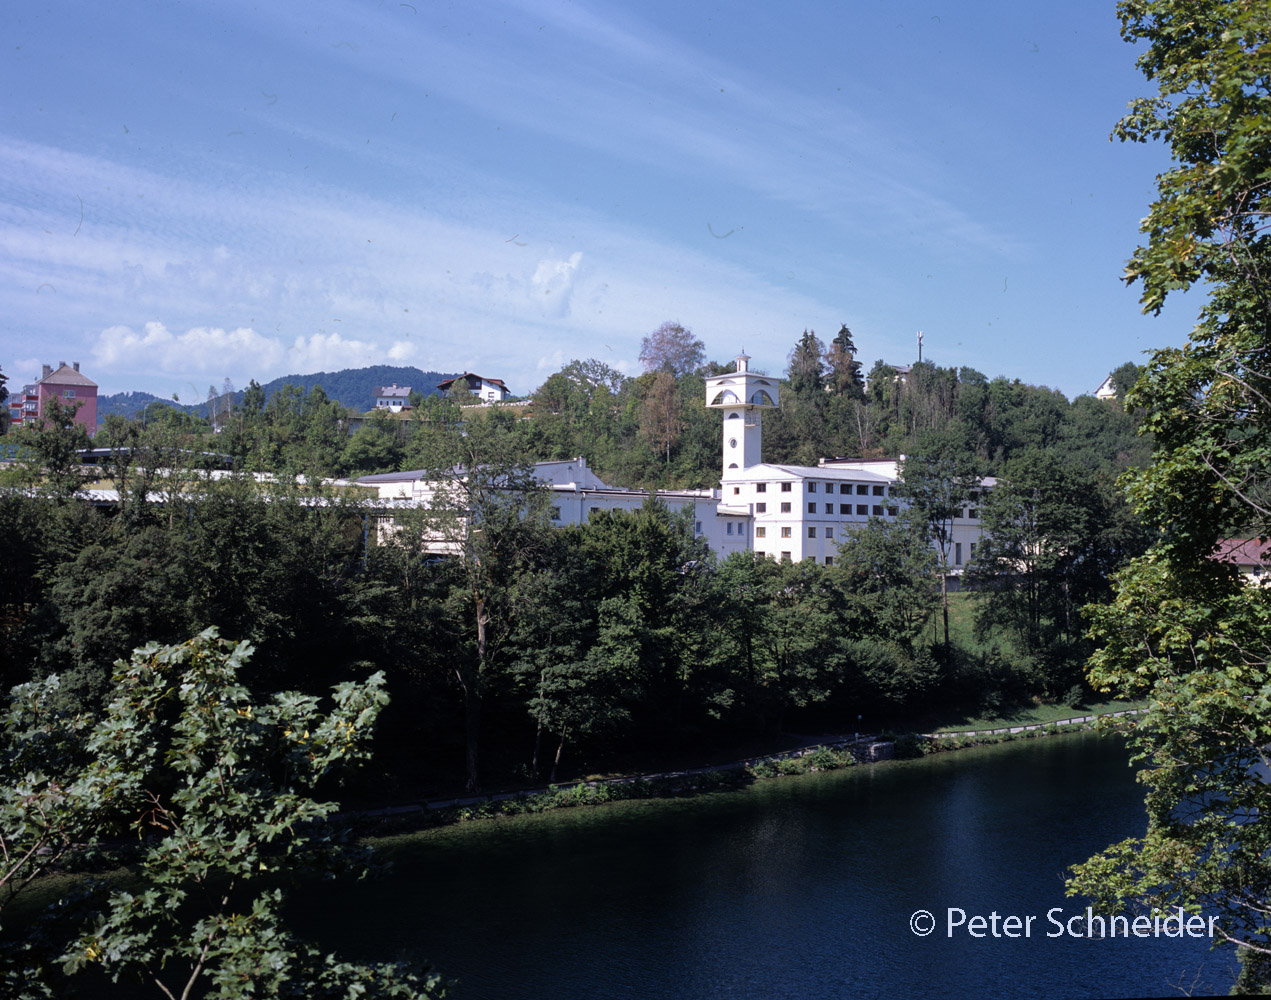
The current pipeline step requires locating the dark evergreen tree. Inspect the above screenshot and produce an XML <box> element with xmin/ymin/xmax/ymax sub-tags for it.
<box><xmin>825</xmin><ymin>324</ymin><xmax>865</xmax><ymax>398</ymax></box>
<box><xmin>787</xmin><ymin>329</ymin><xmax>827</xmax><ymax>395</ymax></box>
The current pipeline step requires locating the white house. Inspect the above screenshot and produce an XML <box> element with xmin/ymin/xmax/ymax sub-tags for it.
<box><xmin>374</xmin><ymin>385</ymin><xmax>411</xmax><ymax>412</ymax></box>
<box><xmin>437</xmin><ymin>373</ymin><xmax>511</xmax><ymax>403</ymax></box>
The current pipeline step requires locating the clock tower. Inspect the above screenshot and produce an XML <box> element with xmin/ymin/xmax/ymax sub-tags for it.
<box><xmin>705</xmin><ymin>352</ymin><xmax>780</xmax><ymax>480</ymax></box>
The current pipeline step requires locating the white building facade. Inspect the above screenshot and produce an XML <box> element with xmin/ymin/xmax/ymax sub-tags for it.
<box><xmin>705</xmin><ymin>352</ymin><xmax>988</xmax><ymax>568</ymax></box>
<box><xmin>356</xmin><ymin>456</ymin><xmax>753</xmax><ymax>560</ymax></box>
<box><xmin>359</xmin><ymin>351</ymin><xmax>988</xmax><ymax>566</ymax></box>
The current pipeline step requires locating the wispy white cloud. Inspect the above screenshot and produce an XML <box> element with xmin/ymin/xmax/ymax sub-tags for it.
<box><xmin>231</xmin><ymin>0</ymin><xmax>1017</xmax><ymax>257</ymax></box>
<box><xmin>1</xmin><ymin>130</ymin><xmax>844</xmax><ymax>393</ymax></box>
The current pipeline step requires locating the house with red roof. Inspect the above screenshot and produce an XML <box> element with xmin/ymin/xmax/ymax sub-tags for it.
<box><xmin>436</xmin><ymin>373</ymin><xmax>510</xmax><ymax>403</ymax></box>
<box><xmin>1212</xmin><ymin>538</ymin><xmax>1271</xmax><ymax>585</ymax></box>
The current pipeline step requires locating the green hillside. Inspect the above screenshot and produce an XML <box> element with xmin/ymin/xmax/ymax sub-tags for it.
<box><xmin>98</xmin><ymin>365</ymin><xmax>463</xmax><ymax>419</ymax></box>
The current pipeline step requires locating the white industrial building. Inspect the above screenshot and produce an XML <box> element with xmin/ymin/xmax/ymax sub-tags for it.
<box><xmin>357</xmin><ymin>351</ymin><xmax>989</xmax><ymax>566</ymax></box>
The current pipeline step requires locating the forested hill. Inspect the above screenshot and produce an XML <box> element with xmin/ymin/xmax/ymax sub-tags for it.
<box><xmin>98</xmin><ymin>365</ymin><xmax>462</xmax><ymax>419</ymax></box>
<box><xmin>250</xmin><ymin>365</ymin><xmax>461</xmax><ymax>412</ymax></box>
<box><xmin>97</xmin><ymin>390</ymin><xmax>169</xmax><ymax>421</ymax></box>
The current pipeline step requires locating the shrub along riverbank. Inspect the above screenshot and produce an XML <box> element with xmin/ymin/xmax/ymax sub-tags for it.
<box><xmin>346</xmin><ymin>705</ymin><xmax>1141</xmax><ymax>837</ymax></box>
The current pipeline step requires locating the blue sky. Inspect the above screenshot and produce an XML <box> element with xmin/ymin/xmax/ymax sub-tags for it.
<box><xmin>1</xmin><ymin>0</ymin><xmax>1188</xmax><ymax>401</ymax></box>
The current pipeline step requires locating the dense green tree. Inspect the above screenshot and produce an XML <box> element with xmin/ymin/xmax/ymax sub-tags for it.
<box><xmin>1107</xmin><ymin>361</ymin><xmax>1143</xmax><ymax>404</ymax></box>
<box><xmin>707</xmin><ymin>554</ymin><xmax>845</xmax><ymax>733</ymax></box>
<box><xmin>968</xmin><ymin>453</ymin><xmax>1140</xmax><ymax>694</ymax></box>
<box><xmin>38</xmin><ymin>527</ymin><xmax>185</xmax><ymax>708</ymax></box>
<box><xmin>894</xmin><ymin>454</ymin><xmax>980</xmax><ymax>645</ymax></box>
<box><xmin>0</xmin><ymin>631</ymin><xmax>443</xmax><ymax>999</ymax></box>
<box><xmin>403</xmin><ymin>408</ymin><xmax>555</xmax><ymax>791</ymax></box>
<box><xmin>787</xmin><ymin>329</ymin><xmax>827</xmax><ymax>395</ymax></box>
<box><xmin>579</xmin><ymin>501</ymin><xmax>714</xmax><ymax>739</ymax></box>
<box><xmin>707</xmin><ymin>553</ymin><xmax>777</xmax><ymax>730</ymax></box>
<box><xmin>1068</xmin><ymin>1</ymin><xmax>1271</xmax><ymax>987</ymax></box>
<box><xmin>518</xmin><ymin>583</ymin><xmax>640</xmax><ymax>780</ymax></box>
<box><xmin>752</xmin><ymin>558</ymin><xmax>847</xmax><ymax>732</ymax></box>
<box><xmin>832</xmin><ymin>516</ymin><xmax>939</xmax><ymax>647</ymax></box>
<box><xmin>342</xmin><ymin>411</ymin><xmax>405</xmax><ymax>475</ymax></box>
<box><xmin>444</xmin><ymin>376</ymin><xmax>472</xmax><ymax>401</ymax></box>
<box><xmin>0</xmin><ymin>495</ymin><xmax>45</xmax><ymax>691</ymax></box>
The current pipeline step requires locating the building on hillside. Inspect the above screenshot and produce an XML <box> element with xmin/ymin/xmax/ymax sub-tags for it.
<box><xmin>704</xmin><ymin>354</ymin><xmax>988</xmax><ymax>567</ymax></box>
<box><xmin>357</xmin><ymin>456</ymin><xmax>752</xmax><ymax>560</ymax></box>
<box><xmin>374</xmin><ymin>385</ymin><xmax>412</xmax><ymax>412</ymax></box>
<box><xmin>1094</xmin><ymin>374</ymin><xmax>1117</xmax><ymax>400</ymax></box>
<box><xmin>9</xmin><ymin>363</ymin><xmax>98</xmax><ymax>434</ymax></box>
<box><xmin>864</xmin><ymin>363</ymin><xmax>912</xmax><ymax>391</ymax></box>
<box><xmin>437</xmin><ymin>373</ymin><xmax>511</xmax><ymax>403</ymax></box>
<box><xmin>359</xmin><ymin>350</ymin><xmax>989</xmax><ymax>566</ymax></box>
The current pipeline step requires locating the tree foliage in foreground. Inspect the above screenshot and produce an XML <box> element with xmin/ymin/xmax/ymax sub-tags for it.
<box><xmin>0</xmin><ymin>631</ymin><xmax>444</xmax><ymax>999</ymax></box>
<box><xmin>1068</xmin><ymin>1</ymin><xmax>1271</xmax><ymax>989</ymax></box>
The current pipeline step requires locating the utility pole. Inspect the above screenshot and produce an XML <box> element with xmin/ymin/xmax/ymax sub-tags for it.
<box><xmin>917</xmin><ymin>330</ymin><xmax>924</xmax><ymax>363</ymax></box>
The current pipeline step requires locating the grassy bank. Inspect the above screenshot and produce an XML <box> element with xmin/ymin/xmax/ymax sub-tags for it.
<box><xmin>927</xmin><ymin>698</ymin><xmax>1149</xmax><ymax>734</ymax></box>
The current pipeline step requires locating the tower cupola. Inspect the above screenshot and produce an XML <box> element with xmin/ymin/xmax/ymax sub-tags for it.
<box><xmin>705</xmin><ymin>351</ymin><xmax>780</xmax><ymax>478</ymax></box>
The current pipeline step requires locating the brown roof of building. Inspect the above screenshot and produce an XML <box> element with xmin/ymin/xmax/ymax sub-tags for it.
<box><xmin>437</xmin><ymin>373</ymin><xmax>508</xmax><ymax>391</ymax></box>
<box><xmin>38</xmin><ymin>364</ymin><xmax>97</xmax><ymax>388</ymax></box>
<box><xmin>1213</xmin><ymin>538</ymin><xmax>1271</xmax><ymax>567</ymax></box>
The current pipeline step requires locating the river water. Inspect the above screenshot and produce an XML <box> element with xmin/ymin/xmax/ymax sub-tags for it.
<box><xmin>294</xmin><ymin>732</ymin><xmax>1238</xmax><ymax>999</ymax></box>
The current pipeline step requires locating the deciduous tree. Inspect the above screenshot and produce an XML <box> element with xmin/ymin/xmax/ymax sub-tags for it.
<box><xmin>1</xmin><ymin>630</ymin><xmax>444</xmax><ymax>999</ymax></box>
<box><xmin>968</xmin><ymin>453</ymin><xmax>1138</xmax><ymax>693</ymax></box>
<box><xmin>639</xmin><ymin>321</ymin><xmax>705</xmax><ymax>376</ymax></box>
<box><xmin>1068</xmin><ymin>3</ymin><xmax>1271</xmax><ymax>989</ymax></box>
<box><xmin>403</xmin><ymin>409</ymin><xmax>554</xmax><ymax>792</ymax></box>
<box><xmin>639</xmin><ymin>371</ymin><xmax>684</xmax><ymax>464</ymax></box>
<box><xmin>895</xmin><ymin>454</ymin><xmax>979</xmax><ymax>645</ymax></box>
<box><xmin>10</xmin><ymin>397</ymin><xmax>91</xmax><ymax>499</ymax></box>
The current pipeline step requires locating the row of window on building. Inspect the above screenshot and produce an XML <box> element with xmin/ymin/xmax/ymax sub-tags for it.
<box><xmin>758</xmin><ymin>540</ymin><xmax>978</xmax><ymax>568</ymax></box>
<box><xmin>756</xmin><ymin>501</ymin><xmax>900</xmax><ymax>517</ymax></box>
<box><xmin>734</xmin><ymin>482</ymin><xmax>891</xmax><ymax>496</ymax></box>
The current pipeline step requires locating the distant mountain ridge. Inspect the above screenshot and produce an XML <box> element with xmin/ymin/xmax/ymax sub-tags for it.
<box><xmin>98</xmin><ymin>365</ymin><xmax>464</xmax><ymax>419</ymax></box>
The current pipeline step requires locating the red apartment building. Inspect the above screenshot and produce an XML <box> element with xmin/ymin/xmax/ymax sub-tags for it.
<box><xmin>7</xmin><ymin>362</ymin><xmax>98</xmax><ymax>434</ymax></box>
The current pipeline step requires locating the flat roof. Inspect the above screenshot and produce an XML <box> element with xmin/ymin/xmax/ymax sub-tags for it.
<box><xmin>731</xmin><ymin>463</ymin><xmax>894</xmax><ymax>483</ymax></box>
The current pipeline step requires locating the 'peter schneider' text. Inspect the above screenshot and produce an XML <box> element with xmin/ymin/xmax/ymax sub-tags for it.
<box><xmin>943</xmin><ymin>907</ymin><xmax>1218</xmax><ymax>939</ymax></box>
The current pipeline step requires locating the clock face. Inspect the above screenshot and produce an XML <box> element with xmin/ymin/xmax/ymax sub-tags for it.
<box><xmin>729</xmin><ymin>438</ymin><xmax>737</xmax><ymax>449</ymax></box>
